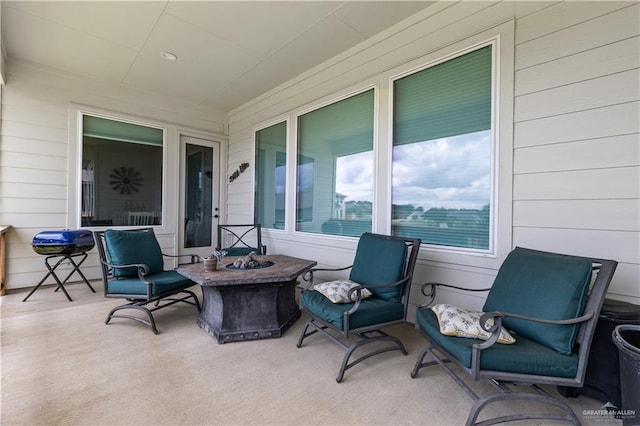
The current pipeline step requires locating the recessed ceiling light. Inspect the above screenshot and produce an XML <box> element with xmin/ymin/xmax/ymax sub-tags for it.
<box><xmin>160</xmin><ymin>52</ymin><xmax>178</xmax><ymax>61</ymax></box>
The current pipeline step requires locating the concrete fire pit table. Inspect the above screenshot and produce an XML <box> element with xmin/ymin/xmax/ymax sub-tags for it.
<box><xmin>177</xmin><ymin>255</ymin><xmax>317</xmax><ymax>343</ymax></box>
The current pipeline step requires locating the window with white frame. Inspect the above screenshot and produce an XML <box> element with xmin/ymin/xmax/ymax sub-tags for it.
<box><xmin>296</xmin><ymin>89</ymin><xmax>374</xmax><ymax>237</ymax></box>
<box><xmin>255</xmin><ymin>121</ymin><xmax>287</xmax><ymax>229</ymax></box>
<box><xmin>80</xmin><ymin>114</ymin><xmax>164</xmax><ymax>227</ymax></box>
<box><xmin>391</xmin><ymin>45</ymin><xmax>494</xmax><ymax>251</ymax></box>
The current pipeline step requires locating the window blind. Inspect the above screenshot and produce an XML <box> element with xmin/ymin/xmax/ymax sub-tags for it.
<box><xmin>393</xmin><ymin>46</ymin><xmax>492</xmax><ymax>146</ymax></box>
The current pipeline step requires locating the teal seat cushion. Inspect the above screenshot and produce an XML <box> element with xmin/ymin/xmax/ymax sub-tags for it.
<box><xmin>416</xmin><ymin>307</ymin><xmax>579</xmax><ymax>378</ymax></box>
<box><xmin>106</xmin><ymin>271</ymin><xmax>194</xmax><ymax>297</ymax></box>
<box><xmin>301</xmin><ymin>290</ymin><xmax>405</xmax><ymax>331</ymax></box>
<box><xmin>349</xmin><ymin>233</ymin><xmax>407</xmax><ymax>302</ymax></box>
<box><xmin>483</xmin><ymin>247</ymin><xmax>592</xmax><ymax>355</ymax></box>
<box><xmin>105</xmin><ymin>229</ymin><xmax>164</xmax><ymax>278</ymax></box>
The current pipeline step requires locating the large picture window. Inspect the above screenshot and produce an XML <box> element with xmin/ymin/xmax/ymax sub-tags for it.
<box><xmin>81</xmin><ymin>115</ymin><xmax>164</xmax><ymax>227</ymax></box>
<box><xmin>255</xmin><ymin>121</ymin><xmax>287</xmax><ymax>229</ymax></box>
<box><xmin>296</xmin><ymin>89</ymin><xmax>374</xmax><ymax>236</ymax></box>
<box><xmin>392</xmin><ymin>45</ymin><xmax>493</xmax><ymax>250</ymax></box>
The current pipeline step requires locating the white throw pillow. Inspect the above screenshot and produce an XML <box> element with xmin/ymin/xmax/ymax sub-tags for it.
<box><xmin>431</xmin><ymin>303</ymin><xmax>516</xmax><ymax>344</ymax></box>
<box><xmin>314</xmin><ymin>280</ymin><xmax>373</xmax><ymax>304</ymax></box>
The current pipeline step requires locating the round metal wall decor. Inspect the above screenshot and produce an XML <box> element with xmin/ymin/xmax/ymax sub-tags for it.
<box><xmin>109</xmin><ymin>166</ymin><xmax>143</xmax><ymax>194</ymax></box>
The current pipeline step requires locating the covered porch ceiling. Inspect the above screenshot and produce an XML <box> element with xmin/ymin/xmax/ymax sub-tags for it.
<box><xmin>1</xmin><ymin>1</ymin><xmax>435</xmax><ymax>111</ymax></box>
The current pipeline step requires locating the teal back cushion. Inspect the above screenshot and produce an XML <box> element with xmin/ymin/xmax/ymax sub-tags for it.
<box><xmin>483</xmin><ymin>247</ymin><xmax>592</xmax><ymax>355</ymax></box>
<box><xmin>349</xmin><ymin>233</ymin><xmax>407</xmax><ymax>302</ymax></box>
<box><xmin>225</xmin><ymin>247</ymin><xmax>258</xmax><ymax>256</ymax></box>
<box><xmin>104</xmin><ymin>229</ymin><xmax>164</xmax><ymax>278</ymax></box>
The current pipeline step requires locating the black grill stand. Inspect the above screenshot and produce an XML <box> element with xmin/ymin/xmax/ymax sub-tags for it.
<box><xmin>22</xmin><ymin>252</ymin><xmax>96</xmax><ymax>302</ymax></box>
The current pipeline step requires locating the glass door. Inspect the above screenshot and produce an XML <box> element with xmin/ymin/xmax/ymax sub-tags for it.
<box><xmin>179</xmin><ymin>135</ymin><xmax>220</xmax><ymax>259</ymax></box>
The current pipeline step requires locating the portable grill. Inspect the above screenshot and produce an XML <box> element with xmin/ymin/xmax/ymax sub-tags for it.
<box><xmin>24</xmin><ymin>229</ymin><xmax>96</xmax><ymax>302</ymax></box>
<box><xmin>32</xmin><ymin>229</ymin><xmax>95</xmax><ymax>255</ymax></box>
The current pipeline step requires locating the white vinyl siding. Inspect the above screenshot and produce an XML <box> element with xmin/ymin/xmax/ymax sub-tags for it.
<box><xmin>0</xmin><ymin>61</ymin><xmax>226</xmax><ymax>290</ymax></box>
<box><xmin>512</xmin><ymin>1</ymin><xmax>639</xmax><ymax>303</ymax></box>
<box><xmin>227</xmin><ymin>1</ymin><xmax>639</xmax><ymax>310</ymax></box>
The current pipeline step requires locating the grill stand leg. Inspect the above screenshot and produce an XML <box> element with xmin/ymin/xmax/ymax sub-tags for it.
<box><xmin>23</xmin><ymin>252</ymin><xmax>95</xmax><ymax>302</ymax></box>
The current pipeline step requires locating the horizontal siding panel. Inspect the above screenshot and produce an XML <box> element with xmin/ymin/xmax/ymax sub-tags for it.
<box><xmin>2</xmin><ymin>103</ymin><xmax>67</xmax><ymax>129</ymax></box>
<box><xmin>514</xmin><ymin>167</ymin><xmax>639</xmax><ymax>200</ymax></box>
<box><xmin>515</xmin><ymin>36</ymin><xmax>639</xmax><ymax>96</ymax></box>
<box><xmin>228</xmin><ymin>150</ymin><xmax>253</xmax><ymax>168</ymax></box>
<box><xmin>514</xmin><ymin>134</ymin><xmax>640</xmax><ymax>173</ymax></box>
<box><xmin>607</xmin><ymin>264</ymin><xmax>640</xmax><ymax>301</ymax></box>
<box><xmin>0</xmin><ymin>182</ymin><xmax>67</xmax><ymax>199</ymax></box>
<box><xmin>2</xmin><ymin>197</ymin><xmax>67</xmax><ymax>214</ymax></box>
<box><xmin>0</xmin><ymin>167</ymin><xmax>66</xmax><ymax>185</ymax></box>
<box><xmin>222</xmin><ymin>212</ymin><xmax>254</xmax><ymax>225</ymax></box>
<box><xmin>515</xmin><ymin>1</ymin><xmax>632</xmax><ymax>45</ymax></box>
<box><xmin>1</xmin><ymin>119</ymin><xmax>68</xmax><ymax>143</ymax></box>
<box><xmin>226</xmin><ymin>181</ymin><xmax>252</xmax><ymax>198</ymax></box>
<box><xmin>515</xmin><ymin>3</ymin><xmax>639</xmax><ymax>70</ymax></box>
<box><xmin>1</xmin><ymin>212</ymin><xmax>68</xmax><ymax>229</ymax></box>
<box><xmin>0</xmin><ymin>135</ymin><xmax>68</xmax><ymax>157</ymax></box>
<box><xmin>514</xmin><ymin>102</ymin><xmax>639</xmax><ymax>148</ymax></box>
<box><xmin>515</xmin><ymin>69</ymin><xmax>639</xmax><ymax>123</ymax></box>
<box><xmin>408</xmin><ymin>262</ymin><xmax>497</xmax><ymax>313</ymax></box>
<box><xmin>1</xmin><ymin>88</ymin><xmax>69</xmax><ymax>111</ymax></box>
<box><xmin>513</xmin><ymin>227</ymin><xmax>639</xmax><ymax>265</ymax></box>
<box><xmin>513</xmin><ymin>199</ymin><xmax>639</xmax><ymax>231</ymax></box>
<box><xmin>7</xmin><ymin>241</ymin><xmax>48</xmax><ymax>260</ymax></box>
<box><xmin>8</xmin><ymin>254</ymin><xmax>97</xmax><ymax>276</ymax></box>
<box><xmin>0</xmin><ymin>151</ymin><xmax>68</xmax><ymax>171</ymax></box>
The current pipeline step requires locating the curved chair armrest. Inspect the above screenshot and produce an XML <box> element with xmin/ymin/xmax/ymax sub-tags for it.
<box><xmin>344</xmin><ymin>285</ymin><xmax>371</xmax><ymax>313</ymax></box>
<box><xmin>419</xmin><ymin>282</ymin><xmax>491</xmax><ymax>307</ymax></box>
<box><xmin>479</xmin><ymin>310</ymin><xmax>594</xmax><ymax>329</ymax></box>
<box><xmin>470</xmin><ymin>310</ymin><xmax>597</xmax><ymax>364</ymax></box>
<box><xmin>343</xmin><ymin>276</ymin><xmax>412</xmax><ymax>316</ymax></box>
<box><xmin>300</xmin><ymin>265</ymin><xmax>353</xmax><ymax>290</ymax></box>
<box><xmin>100</xmin><ymin>258</ymin><xmax>151</xmax><ymax>276</ymax></box>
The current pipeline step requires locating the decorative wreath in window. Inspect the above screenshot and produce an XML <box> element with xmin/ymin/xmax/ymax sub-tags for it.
<box><xmin>109</xmin><ymin>166</ymin><xmax>143</xmax><ymax>195</ymax></box>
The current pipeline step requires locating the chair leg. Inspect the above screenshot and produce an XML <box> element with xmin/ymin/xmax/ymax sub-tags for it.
<box><xmin>106</xmin><ymin>303</ymin><xmax>159</xmax><ymax>334</ymax></box>
<box><xmin>466</xmin><ymin>385</ymin><xmax>580</xmax><ymax>426</ymax></box>
<box><xmin>106</xmin><ymin>290</ymin><xmax>200</xmax><ymax>335</ymax></box>
<box><xmin>411</xmin><ymin>343</ymin><xmax>480</xmax><ymax>400</ymax></box>
<box><xmin>160</xmin><ymin>290</ymin><xmax>201</xmax><ymax>312</ymax></box>
<box><xmin>410</xmin><ymin>345</ymin><xmax>432</xmax><ymax>378</ymax></box>
<box><xmin>336</xmin><ymin>331</ymin><xmax>407</xmax><ymax>383</ymax></box>
<box><xmin>298</xmin><ymin>318</ymin><xmax>407</xmax><ymax>382</ymax></box>
<box><xmin>296</xmin><ymin>318</ymin><xmax>319</xmax><ymax>348</ymax></box>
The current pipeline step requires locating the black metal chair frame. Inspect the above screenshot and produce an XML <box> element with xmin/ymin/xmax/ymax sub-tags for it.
<box><xmin>410</xmin><ymin>250</ymin><xmax>618</xmax><ymax>426</ymax></box>
<box><xmin>94</xmin><ymin>229</ymin><xmax>201</xmax><ymax>334</ymax></box>
<box><xmin>297</xmin><ymin>234</ymin><xmax>421</xmax><ymax>382</ymax></box>
<box><xmin>216</xmin><ymin>223</ymin><xmax>266</xmax><ymax>255</ymax></box>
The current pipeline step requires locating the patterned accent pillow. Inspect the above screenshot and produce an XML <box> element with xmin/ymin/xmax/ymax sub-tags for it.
<box><xmin>314</xmin><ymin>280</ymin><xmax>373</xmax><ymax>304</ymax></box>
<box><xmin>431</xmin><ymin>304</ymin><xmax>516</xmax><ymax>344</ymax></box>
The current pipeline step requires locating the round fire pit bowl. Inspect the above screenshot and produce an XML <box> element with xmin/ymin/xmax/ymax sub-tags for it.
<box><xmin>225</xmin><ymin>260</ymin><xmax>275</xmax><ymax>270</ymax></box>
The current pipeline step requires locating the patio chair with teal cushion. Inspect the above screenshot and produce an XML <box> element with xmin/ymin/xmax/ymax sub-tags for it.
<box><xmin>297</xmin><ymin>232</ymin><xmax>421</xmax><ymax>382</ymax></box>
<box><xmin>216</xmin><ymin>224</ymin><xmax>266</xmax><ymax>256</ymax></box>
<box><xmin>94</xmin><ymin>228</ymin><xmax>201</xmax><ymax>334</ymax></box>
<box><xmin>410</xmin><ymin>247</ymin><xmax>617</xmax><ymax>425</ymax></box>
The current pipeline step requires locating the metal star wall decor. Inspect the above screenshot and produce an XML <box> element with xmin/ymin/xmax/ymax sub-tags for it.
<box><xmin>109</xmin><ymin>166</ymin><xmax>143</xmax><ymax>194</ymax></box>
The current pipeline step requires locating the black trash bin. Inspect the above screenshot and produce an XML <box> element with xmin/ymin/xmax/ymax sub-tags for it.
<box><xmin>612</xmin><ymin>324</ymin><xmax>640</xmax><ymax>426</ymax></box>
<box><xmin>559</xmin><ymin>298</ymin><xmax>640</xmax><ymax>406</ymax></box>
